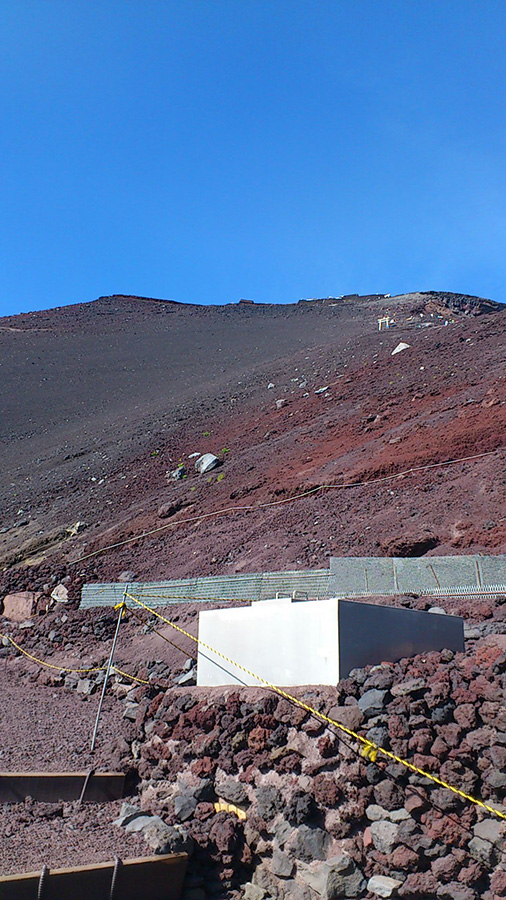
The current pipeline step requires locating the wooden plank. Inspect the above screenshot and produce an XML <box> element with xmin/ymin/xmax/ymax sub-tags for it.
<box><xmin>0</xmin><ymin>853</ymin><xmax>188</xmax><ymax>900</ymax></box>
<box><xmin>0</xmin><ymin>772</ymin><xmax>125</xmax><ymax>803</ymax></box>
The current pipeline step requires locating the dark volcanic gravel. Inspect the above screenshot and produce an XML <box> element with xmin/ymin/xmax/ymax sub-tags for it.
<box><xmin>0</xmin><ymin>798</ymin><xmax>149</xmax><ymax>876</ymax></box>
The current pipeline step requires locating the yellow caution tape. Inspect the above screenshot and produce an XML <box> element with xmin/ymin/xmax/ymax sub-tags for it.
<box><xmin>126</xmin><ymin>592</ymin><xmax>506</xmax><ymax>822</ymax></box>
<box><xmin>214</xmin><ymin>801</ymin><xmax>246</xmax><ymax>820</ymax></box>
<box><xmin>361</xmin><ymin>741</ymin><xmax>379</xmax><ymax>763</ymax></box>
<box><xmin>113</xmin><ymin>600</ymin><xmax>129</xmax><ymax>618</ymax></box>
<box><xmin>111</xmin><ymin>666</ymin><xmax>150</xmax><ymax>685</ymax></box>
<box><xmin>0</xmin><ymin>632</ymin><xmax>149</xmax><ymax>685</ymax></box>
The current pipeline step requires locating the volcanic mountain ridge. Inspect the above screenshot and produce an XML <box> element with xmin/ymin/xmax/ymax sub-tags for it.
<box><xmin>0</xmin><ymin>289</ymin><xmax>505</xmax><ymax>598</ymax></box>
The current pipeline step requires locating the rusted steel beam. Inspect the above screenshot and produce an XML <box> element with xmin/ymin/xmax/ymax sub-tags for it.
<box><xmin>0</xmin><ymin>854</ymin><xmax>188</xmax><ymax>900</ymax></box>
<box><xmin>0</xmin><ymin>771</ymin><xmax>125</xmax><ymax>803</ymax></box>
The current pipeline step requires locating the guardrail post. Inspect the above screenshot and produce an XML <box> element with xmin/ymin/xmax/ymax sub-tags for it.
<box><xmin>91</xmin><ymin>595</ymin><xmax>126</xmax><ymax>752</ymax></box>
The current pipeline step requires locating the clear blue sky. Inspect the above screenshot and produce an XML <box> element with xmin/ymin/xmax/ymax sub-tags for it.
<box><xmin>1</xmin><ymin>1</ymin><xmax>505</xmax><ymax>316</ymax></box>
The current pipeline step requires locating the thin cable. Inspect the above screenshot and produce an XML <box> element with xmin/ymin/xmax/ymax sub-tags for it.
<box><xmin>126</xmin><ymin>599</ymin><xmax>501</xmax><ymax>867</ymax></box>
<box><xmin>127</xmin><ymin>605</ymin><xmax>198</xmax><ymax>660</ymax></box>
<box><xmin>72</xmin><ymin>447</ymin><xmax>503</xmax><ymax>564</ymax></box>
<box><xmin>126</xmin><ymin>592</ymin><xmax>506</xmax><ymax>822</ymax></box>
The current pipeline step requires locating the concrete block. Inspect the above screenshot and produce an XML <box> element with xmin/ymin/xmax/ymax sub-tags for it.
<box><xmin>197</xmin><ymin>596</ymin><xmax>464</xmax><ymax>686</ymax></box>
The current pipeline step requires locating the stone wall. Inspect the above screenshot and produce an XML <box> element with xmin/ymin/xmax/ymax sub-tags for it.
<box><xmin>112</xmin><ymin>634</ymin><xmax>506</xmax><ymax>900</ymax></box>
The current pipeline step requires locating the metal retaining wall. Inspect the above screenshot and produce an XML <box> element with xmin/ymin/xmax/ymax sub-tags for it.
<box><xmin>328</xmin><ymin>555</ymin><xmax>506</xmax><ymax>596</ymax></box>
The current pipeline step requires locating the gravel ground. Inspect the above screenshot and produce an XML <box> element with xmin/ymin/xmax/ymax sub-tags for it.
<box><xmin>0</xmin><ymin>798</ymin><xmax>149</xmax><ymax>876</ymax></box>
<box><xmin>0</xmin><ymin>663</ymin><xmax>152</xmax><ymax>876</ymax></box>
<box><xmin>0</xmin><ymin>671</ymin><xmax>124</xmax><ymax>772</ymax></box>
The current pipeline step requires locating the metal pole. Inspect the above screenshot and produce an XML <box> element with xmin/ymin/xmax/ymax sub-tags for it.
<box><xmin>91</xmin><ymin>597</ymin><xmax>125</xmax><ymax>752</ymax></box>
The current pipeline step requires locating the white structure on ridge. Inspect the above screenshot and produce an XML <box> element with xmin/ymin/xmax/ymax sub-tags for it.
<box><xmin>197</xmin><ymin>595</ymin><xmax>464</xmax><ymax>687</ymax></box>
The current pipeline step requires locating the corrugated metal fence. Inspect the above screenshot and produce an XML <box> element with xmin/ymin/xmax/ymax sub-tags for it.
<box><xmin>328</xmin><ymin>555</ymin><xmax>506</xmax><ymax>597</ymax></box>
<box><xmin>81</xmin><ymin>556</ymin><xmax>506</xmax><ymax>608</ymax></box>
<box><xmin>81</xmin><ymin>569</ymin><xmax>331</xmax><ymax>608</ymax></box>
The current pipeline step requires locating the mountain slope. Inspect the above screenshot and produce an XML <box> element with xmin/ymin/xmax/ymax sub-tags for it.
<box><xmin>0</xmin><ymin>291</ymin><xmax>504</xmax><ymax>596</ymax></box>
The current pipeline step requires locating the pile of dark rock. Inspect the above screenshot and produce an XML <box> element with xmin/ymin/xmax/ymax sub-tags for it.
<box><xmin>111</xmin><ymin>629</ymin><xmax>506</xmax><ymax>900</ymax></box>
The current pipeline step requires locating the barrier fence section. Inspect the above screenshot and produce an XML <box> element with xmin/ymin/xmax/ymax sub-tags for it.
<box><xmin>80</xmin><ymin>569</ymin><xmax>331</xmax><ymax>608</ymax></box>
<box><xmin>328</xmin><ymin>555</ymin><xmax>506</xmax><ymax>596</ymax></box>
<box><xmin>81</xmin><ymin>556</ymin><xmax>506</xmax><ymax>609</ymax></box>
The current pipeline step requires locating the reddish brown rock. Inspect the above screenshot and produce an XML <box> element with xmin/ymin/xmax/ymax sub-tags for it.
<box><xmin>431</xmin><ymin>853</ymin><xmax>460</xmax><ymax>882</ymax></box>
<box><xmin>209</xmin><ymin>815</ymin><xmax>241</xmax><ymax>853</ymax></box>
<box><xmin>272</xmin><ymin>751</ymin><xmax>302</xmax><ymax>774</ymax></box>
<box><xmin>274</xmin><ymin>699</ymin><xmax>307</xmax><ymax>726</ymax></box>
<box><xmin>457</xmin><ymin>859</ymin><xmax>488</xmax><ymax>886</ymax></box>
<box><xmin>391</xmin><ymin>844</ymin><xmax>419</xmax><ymax>870</ymax></box>
<box><xmin>194</xmin><ymin>802</ymin><xmax>216</xmax><ymax>821</ymax></box>
<box><xmin>430</xmin><ymin>736</ymin><xmax>448</xmax><ymax>759</ymax></box>
<box><xmin>408</xmin><ymin>729</ymin><xmax>433</xmax><ymax>754</ymax></box>
<box><xmin>490</xmin><ymin>867</ymin><xmax>506</xmax><ymax>897</ymax></box>
<box><xmin>472</xmin><ymin>674</ymin><xmax>499</xmax><ymax>702</ymax></box>
<box><xmin>186</xmin><ymin>703</ymin><xmax>217</xmax><ymax>732</ymax></box>
<box><xmin>2</xmin><ymin>591</ymin><xmax>41</xmax><ymax>621</ymax></box>
<box><xmin>398</xmin><ymin>871</ymin><xmax>439</xmax><ymax>898</ymax></box>
<box><xmin>327</xmin><ymin>704</ymin><xmax>364</xmax><ymax>732</ymax></box>
<box><xmin>475</xmin><ymin>635</ymin><xmax>506</xmax><ymax>668</ymax></box>
<box><xmin>453</xmin><ymin>703</ymin><xmax>477</xmax><ymax>730</ymax></box>
<box><xmin>190</xmin><ymin>756</ymin><xmax>217</xmax><ymax>777</ymax></box>
<box><xmin>247</xmin><ymin>727</ymin><xmax>269</xmax><ymax>752</ymax></box>
<box><xmin>373</xmin><ymin>779</ymin><xmax>404</xmax><ymax>811</ymax></box>
<box><xmin>302</xmin><ymin>718</ymin><xmax>324</xmax><ymax>736</ymax></box>
<box><xmin>404</xmin><ymin>791</ymin><xmax>428</xmax><ymax>815</ymax></box>
<box><xmin>363</xmin><ymin>825</ymin><xmax>373</xmax><ymax>848</ymax></box>
<box><xmin>480</xmin><ymin>701</ymin><xmax>502</xmax><ymax>728</ymax></box>
<box><xmin>312</xmin><ymin>773</ymin><xmax>341</xmax><ymax>807</ymax></box>
<box><xmin>317</xmin><ymin>734</ymin><xmax>338</xmax><ymax>758</ymax></box>
<box><xmin>463</xmin><ymin>727</ymin><xmax>493</xmax><ymax>752</ymax></box>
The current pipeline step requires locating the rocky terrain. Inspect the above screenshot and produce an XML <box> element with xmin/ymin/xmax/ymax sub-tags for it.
<box><xmin>0</xmin><ymin>591</ymin><xmax>505</xmax><ymax>897</ymax></box>
<box><xmin>0</xmin><ymin>290</ymin><xmax>505</xmax><ymax>596</ymax></box>
<box><xmin>1</xmin><ymin>289</ymin><xmax>505</xmax><ymax>897</ymax></box>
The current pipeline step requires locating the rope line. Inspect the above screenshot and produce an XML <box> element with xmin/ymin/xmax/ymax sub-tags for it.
<box><xmin>72</xmin><ymin>447</ymin><xmax>503</xmax><ymax>563</ymax></box>
<box><xmin>126</xmin><ymin>592</ymin><xmax>506</xmax><ymax>822</ymax></box>
<box><xmin>0</xmin><ymin>631</ymin><xmax>150</xmax><ymax>685</ymax></box>
<box><xmin>127</xmin><ymin>605</ymin><xmax>199</xmax><ymax>660</ymax></box>
<box><xmin>111</xmin><ymin>666</ymin><xmax>150</xmax><ymax>686</ymax></box>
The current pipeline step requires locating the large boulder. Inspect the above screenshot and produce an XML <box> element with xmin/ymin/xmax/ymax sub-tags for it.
<box><xmin>2</xmin><ymin>591</ymin><xmax>42</xmax><ymax>621</ymax></box>
<box><xmin>195</xmin><ymin>453</ymin><xmax>221</xmax><ymax>474</ymax></box>
<box><xmin>51</xmin><ymin>584</ymin><xmax>69</xmax><ymax>603</ymax></box>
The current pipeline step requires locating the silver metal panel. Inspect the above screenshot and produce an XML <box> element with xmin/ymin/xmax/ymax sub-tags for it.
<box><xmin>329</xmin><ymin>555</ymin><xmax>506</xmax><ymax>596</ymax></box>
<box><xmin>479</xmin><ymin>556</ymin><xmax>506</xmax><ymax>585</ymax></box>
<box><xmin>197</xmin><ymin>598</ymin><xmax>340</xmax><ymax>687</ymax></box>
<box><xmin>338</xmin><ymin>600</ymin><xmax>464</xmax><ymax>679</ymax></box>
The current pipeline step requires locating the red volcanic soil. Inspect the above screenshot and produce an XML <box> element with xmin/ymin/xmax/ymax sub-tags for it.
<box><xmin>0</xmin><ymin>291</ymin><xmax>506</xmax><ymax>886</ymax></box>
<box><xmin>0</xmin><ymin>290</ymin><xmax>505</xmax><ymax>594</ymax></box>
